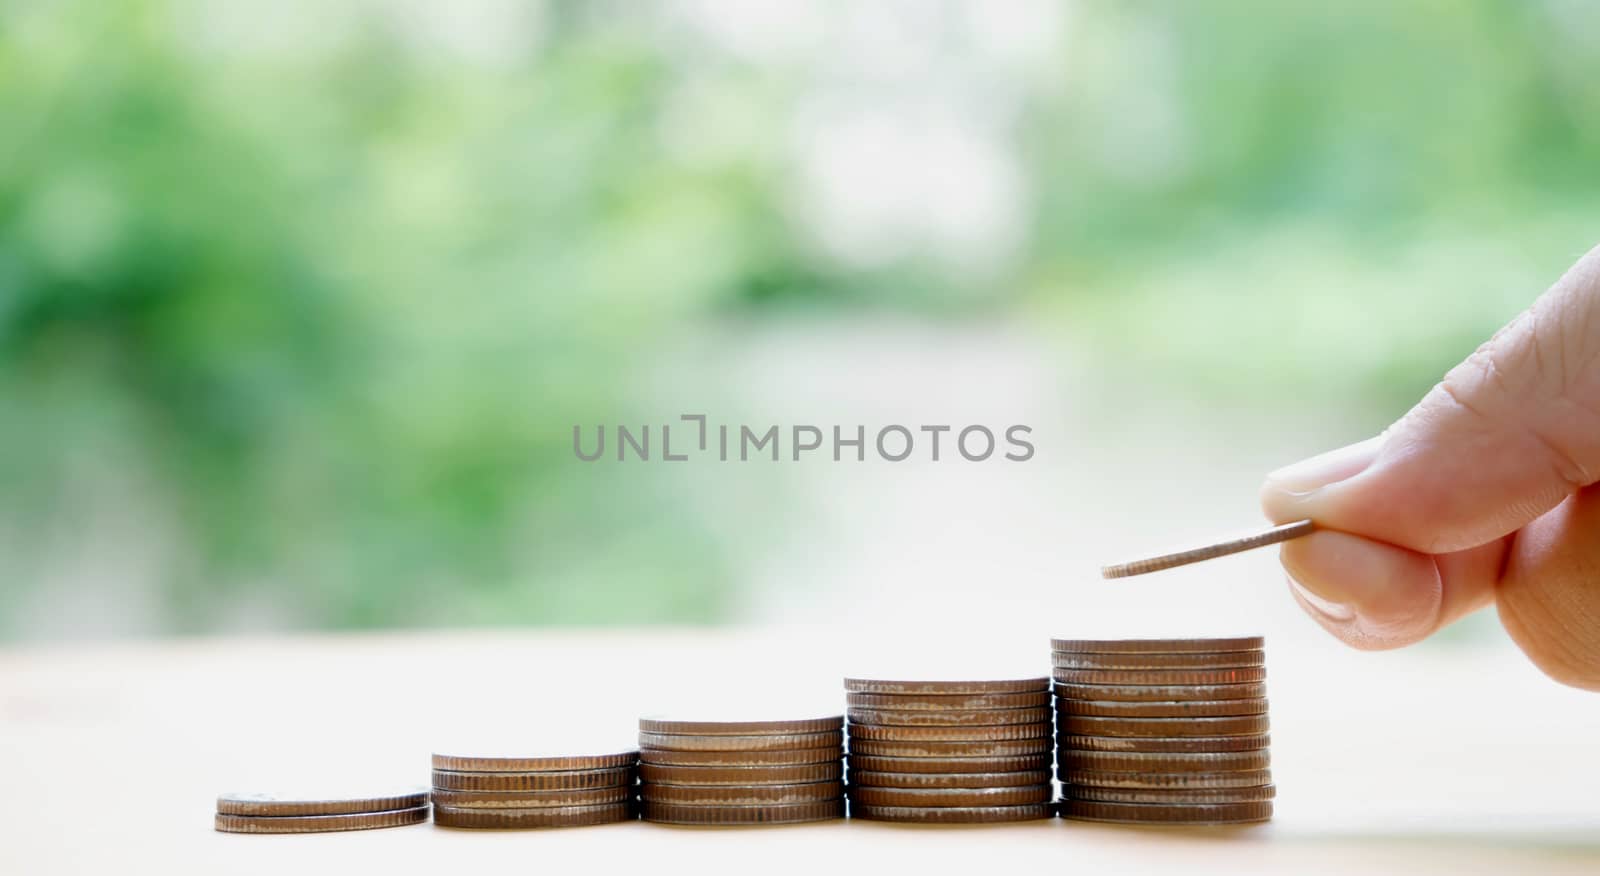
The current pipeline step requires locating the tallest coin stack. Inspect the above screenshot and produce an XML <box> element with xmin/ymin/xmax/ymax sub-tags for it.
<box><xmin>1051</xmin><ymin>637</ymin><xmax>1274</xmax><ymax>825</ymax></box>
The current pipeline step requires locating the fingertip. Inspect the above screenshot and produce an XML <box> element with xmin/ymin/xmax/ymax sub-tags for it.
<box><xmin>1260</xmin><ymin>436</ymin><xmax>1384</xmax><ymax>525</ymax></box>
<box><xmin>1279</xmin><ymin>530</ymin><xmax>1442</xmax><ymax>650</ymax></box>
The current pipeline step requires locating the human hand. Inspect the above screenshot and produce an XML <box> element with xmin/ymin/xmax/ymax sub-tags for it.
<box><xmin>1260</xmin><ymin>244</ymin><xmax>1600</xmax><ymax>690</ymax></box>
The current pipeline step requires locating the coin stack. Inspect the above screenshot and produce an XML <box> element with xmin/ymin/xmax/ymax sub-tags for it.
<box><xmin>429</xmin><ymin>750</ymin><xmax>640</xmax><ymax>829</ymax></box>
<box><xmin>1051</xmin><ymin>637</ymin><xmax>1274</xmax><ymax>825</ymax></box>
<box><xmin>844</xmin><ymin>678</ymin><xmax>1055</xmax><ymax>824</ymax></box>
<box><xmin>637</xmin><ymin>717</ymin><xmax>846</xmax><ymax>825</ymax></box>
<box><xmin>214</xmin><ymin>790</ymin><xmax>430</xmax><ymax>834</ymax></box>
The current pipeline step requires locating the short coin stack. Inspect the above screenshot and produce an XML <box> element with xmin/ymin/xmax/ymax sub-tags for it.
<box><xmin>638</xmin><ymin>717</ymin><xmax>846</xmax><ymax>825</ymax></box>
<box><xmin>429</xmin><ymin>750</ymin><xmax>639</xmax><ymax>829</ymax></box>
<box><xmin>214</xmin><ymin>790</ymin><xmax>430</xmax><ymax>833</ymax></box>
<box><xmin>844</xmin><ymin>677</ymin><xmax>1054</xmax><ymax>824</ymax></box>
<box><xmin>1051</xmin><ymin>637</ymin><xmax>1274</xmax><ymax>825</ymax></box>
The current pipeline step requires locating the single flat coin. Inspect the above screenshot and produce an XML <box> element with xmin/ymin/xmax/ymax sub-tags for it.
<box><xmin>215</xmin><ymin>807</ymin><xmax>428</xmax><ymax>834</ymax></box>
<box><xmin>433</xmin><ymin>801</ymin><xmax>634</xmax><ymax>829</ymax></box>
<box><xmin>640</xmin><ymin>799</ymin><xmax>844</xmax><ymax>826</ymax></box>
<box><xmin>1060</xmin><ymin>799</ymin><xmax>1273</xmax><ymax>824</ymax></box>
<box><xmin>1054</xmin><ymin>682</ymin><xmax>1267</xmax><ymax>702</ymax></box>
<box><xmin>430</xmin><ymin>767</ymin><xmax>634</xmax><ymax>792</ymax></box>
<box><xmin>848</xmin><ymin>784</ymin><xmax>1051</xmax><ymax>807</ymax></box>
<box><xmin>216</xmin><ymin>790</ymin><xmax>428</xmax><ymax>817</ymax></box>
<box><xmin>639</xmin><ymin>747</ymin><xmax>841</xmax><ymax>767</ymax></box>
<box><xmin>844</xmin><ymin>678</ymin><xmax>1050</xmax><ymax>695</ymax></box>
<box><xmin>846</xmin><ymin>706</ymin><xmax>1051</xmax><ymax>727</ymax></box>
<box><xmin>1058</xmin><ymin>734</ymin><xmax>1270</xmax><ymax>754</ymax></box>
<box><xmin>1099</xmin><ymin>519</ymin><xmax>1314</xmax><ymax>579</ymax></box>
<box><xmin>1059</xmin><ymin>714</ymin><xmax>1270</xmax><ymax>738</ymax></box>
<box><xmin>1065</xmin><ymin>785</ymin><xmax>1277</xmax><ymax>804</ymax></box>
<box><xmin>1061</xmin><ymin>768</ymin><xmax>1272</xmax><ymax>789</ymax></box>
<box><xmin>641</xmin><ymin>781</ymin><xmax>843</xmax><ymax>806</ymax></box>
<box><xmin>1050</xmin><ymin>636</ymin><xmax>1265</xmax><ymax>654</ymax></box>
<box><xmin>638</xmin><ymin>717</ymin><xmax>843</xmax><ymax>736</ymax></box>
<box><xmin>1058</xmin><ymin>698</ymin><xmax>1267</xmax><ymax>719</ymax></box>
<box><xmin>1054</xmin><ymin>667</ymin><xmax>1266</xmax><ymax>686</ymax></box>
<box><xmin>847</xmin><ymin>691</ymin><xmax>1051</xmax><ymax>710</ymax></box>
<box><xmin>1059</xmin><ymin>750</ymin><xmax>1271</xmax><ymax>773</ymax></box>
<box><xmin>847</xmin><ymin>753</ymin><xmax>1053</xmax><ymax>774</ymax></box>
<box><xmin>848</xmin><ymin>737</ymin><xmax>1052</xmax><ymax>758</ymax></box>
<box><xmin>428</xmin><ymin>786</ymin><xmax>633</xmax><ymax>809</ymax></box>
<box><xmin>848</xmin><ymin>722</ymin><xmax>1051</xmax><ymax>742</ymax></box>
<box><xmin>848</xmin><ymin>769</ymin><xmax>1052</xmax><ymax>789</ymax></box>
<box><xmin>637</xmin><ymin>730</ymin><xmax>843</xmax><ymax>752</ymax></box>
<box><xmin>431</xmin><ymin>751</ymin><xmax>638</xmax><ymax>773</ymax></box>
<box><xmin>1051</xmin><ymin>651</ymin><xmax>1264</xmax><ymax>670</ymax></box>
<box><xmin>639</xmin><ymin>762</ymin><xmax>841</xmax><ymax>787</ymax></box>
<box><xmin>849</xmin><ymin>803</ymin><xmax>1052</xmax><ymax>824</ymax></box>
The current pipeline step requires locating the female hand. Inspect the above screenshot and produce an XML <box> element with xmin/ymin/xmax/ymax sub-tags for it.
<box><xmin>1261</xmin><ymin>244</ymin><xmax>1600</xmax><ymax>690</ymax></box>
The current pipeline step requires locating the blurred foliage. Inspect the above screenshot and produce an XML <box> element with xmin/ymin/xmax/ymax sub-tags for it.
<box><xmin>0</xmin><ymin>0</ymin><xmax>1596</xmax><ymax>636</ymax></box>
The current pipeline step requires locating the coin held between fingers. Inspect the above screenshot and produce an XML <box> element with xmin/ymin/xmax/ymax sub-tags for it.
<box><xmin>1101</xmin><ymin>519</ymin><xmax>1316</xmax><ymax>579</ymax></box>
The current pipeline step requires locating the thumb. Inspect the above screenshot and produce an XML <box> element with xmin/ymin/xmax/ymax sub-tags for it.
<box><xmin>1264</xmin><ymin>243</ymin><xmax>1600</xmax><ymax>554</ymax></box>
<box><xmin>1259</xmin><ymin>243</ymin><xmax>1600</xmax><ymax>650</ymax></box>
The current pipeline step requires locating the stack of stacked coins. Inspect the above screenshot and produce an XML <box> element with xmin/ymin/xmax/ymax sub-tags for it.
<box><xmin>843</xmin><ymin>678</ymin><xmax>1055</xmax><ymax>824</ymax></box>
<box><xmin>637</xmin><ymin>717</ymin><xmax>846</xmax><ymax>825</ymax></box>
<box><xmin>429</xmin><ymin>751</ymin><xmax>640</xmax><ymax>829</ymax></box>
<box><xmin>1051</xmin><ymin>637</ymin><xmax>1274</xmax><ymax>825</ymax></box>
<box><xmin>214</xmin><ymin>790</ymin><xmax>430</xmax><ymax>834</ymax></box>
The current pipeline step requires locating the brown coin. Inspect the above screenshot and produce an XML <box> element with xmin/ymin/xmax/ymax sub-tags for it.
<box><xmin>848</xmin><ymin>737</ymin><xmax>1052</xmax><ymax>758</ymax></box>
<box><xmin>216</xmin><ymin>790</ymin><xmax>428</xmax><ymax>817</ymax></box>
<box><xmin>1060</xmin><ymin>799</ymin><xmax>1273</xmax><ymax>824</ymax></box>
<box><xmin>1057</xmin><ymin>698</ymin><xmax>1267</xmax><ymax>719</ymax></box>
<box><xmin>639</xmin><ymin>762</ymin><xmax>842</xmax><ymax>787</ymax></box>
<box><xmin>430</xmin><ymin>751</ymin><xmax>638</xmax><ymax>772</ymax></box>
<box><xmin>1051</xmin><ymin>636</ymin><xmax>1265</xmax><ymax>654</ymax></box>
<box><xmin>430</xmin><ymin>767</ymin><xmax>634</xmax><ymax>792</ymax></box>
<box><xmin>1054</xmin><ymin>682</ymin><xmax>1267</xmax><ymax>702</ymax></box>
<box><xmin>1058</xmin><ymin>733</ymin><xmax>1269</xmax><ymax>753</ymax></box>
<box><xmin>1051</xmin><ymin>651</ymin><xmax>1264</xmax><ymax>670</ymax></box>
<box><xmin>1061</xmin><ymin>768</ymin><xmax>1272</xmax><ymax>789</ymax></box>
<box><xmin>847</xmin><ymin>706</ymin><xmax>1051</xmax><ymax>727</ymax></box>
<box><xmin>1059</xmin><ymin>750</ymin><xmax>1271</xmax><ymax>773</ymax></box>
<box><xmin>433</xmin><ymin>801</ymin><xmax>634</xmax><ymax>829</ymax></box>
<box><xmin>1065</xmin><ymin>784</ymin><xmax>1277</xmax><ymax>804</ymax></box>
<box><xmin>844</xmin><ymin>678</ymin><xmax>1050</xmax><ymax>695</ymax></box>
<box><xmin>847</xmin><ymin>753</ymin><xmax>1053</xmax><ymax>774</ymax></box>
<box><xmin>429</xmin><ymin>786</ymin><xmax>633</xmax><ymax>809</ymax></box>
<box><xmin>638</xmin><ymin>717</ymin><xmax>843</xmax><ymax>736</ymax></box>
<box><xmin>848</xmin><ymin>784</ymin><xmax>1051</xmax><ymax>807</ymax></box>
<box><xmin>640</xmin><ymin>799</ymin><xmax>844</xmax><ymax>825</ymax></box>
<box><xmin>847</xmin><ymin>691</ymin><xmax>1051</xmax><ymax>710</ymax></box>
<box><xmin>1099</xmin><ymin>518</ymin><xmax>1313</xmax><ymax>579</ymax></box>
<box><xmin>640</xmin><ymin>746</ymin><xmax>841</xmax><ymax>767</ymax></box>
<box><xmin>1059</xmin><ymin>714</ymin><xmax>1269</xmax><ymax>738</ymax></box>
<box><xmin>1054</xmin><ymin>668</ymin><xmax>1266</xmax><ymax>686</ymax></box>
<box><xmin>850</xmin><ymin>803</ymin><xmax>1052</xmax><ymax>824</ymax></box>
<box><xmin>215</xmin><ymin>807</ymin><xmax>429</xmax><ymax>834</ymax></box>
<box><xmin>848</xmin><ymin>769</ymin><xmax>1052</xmax><ymax>789</ymax></box>
<box><xmin>638</xmin><ymin>730</ymin><xmax>843</xmax><ymax>752</ymax></box>
<box><xmin>641</xmin><ymin>780</ymin><xmax>843</xmax><ymax>806</ymax></box>
<box><xmin>848</xmin><ymin>722</ymin><xmax>1051</xmax><ymax>742</ymax></box>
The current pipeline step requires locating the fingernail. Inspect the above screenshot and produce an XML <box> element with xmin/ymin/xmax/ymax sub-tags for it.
<box><xmin>1287</xmin><ymin>574</ymin><xmax>1356</xmax><ymax>622</ymax></box>
<box><xmin>1266</xmin><ymin>435</ymin><xmax>1386</xmax><ymax>495</ymax></box>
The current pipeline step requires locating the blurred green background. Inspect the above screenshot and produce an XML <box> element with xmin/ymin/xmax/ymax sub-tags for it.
<box><xmin>3</xmin><ymin>0</ymin><xmax>1597</xmax><ymax>640</ymax></box>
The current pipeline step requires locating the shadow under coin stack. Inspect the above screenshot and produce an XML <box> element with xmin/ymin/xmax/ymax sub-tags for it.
<box><xmin>1051</xmin><ymin>637</ymin><xmax>1274</xmax><ymax>825</ymax></box>
<box><xmin>844</xmin><ymin>678</ymin><xmax>1055</xmax><ymax>824</ymax></box>
<box><xmin>429</xmin><ymin>751</ymin><xmax>639</xmax><ymax>829</ymax></box>
<box><xmin>214</xmin><ymin>790</ymin><xmax>430</xmax><ymax>833</ymax></box>
<box><xmin>638</xmin><ymin>717</ymin><xmax>846</xmax><ymax>825</ymax></box>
